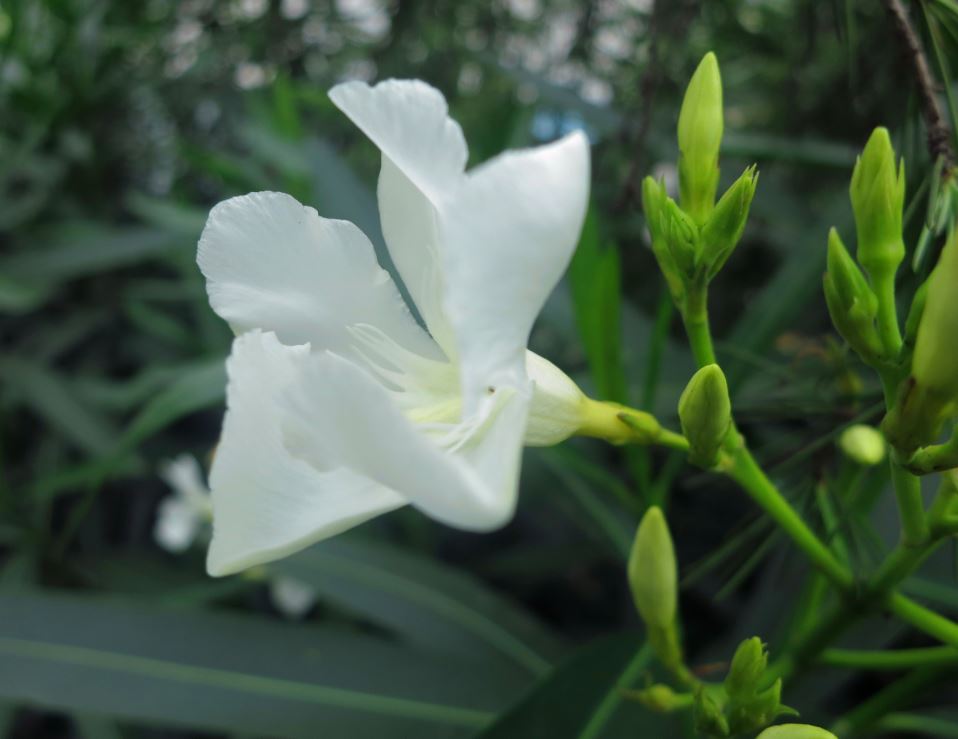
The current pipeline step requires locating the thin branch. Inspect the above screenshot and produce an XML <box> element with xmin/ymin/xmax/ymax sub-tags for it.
<box><xmin>885</xmin><ymin>0</ymin><xmax>955</xmax><ymax>171</ymax></box>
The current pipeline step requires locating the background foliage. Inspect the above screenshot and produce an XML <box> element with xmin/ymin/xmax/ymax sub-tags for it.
<box><xmin>1</xmin><ymin>0</ymin><xmax>957</xmax><ymax>736</ymax></box>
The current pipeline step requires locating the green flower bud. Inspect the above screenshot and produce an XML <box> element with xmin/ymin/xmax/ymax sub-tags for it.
<box><xmin>913</xmin><ymin>231</ymin><xmax>958</xmax><ymax>404</ymax></box>
<box><xmin>823</xmin><ymin>228</ymin><xmax>883</xmax><ymax>361</ymax></box>
<box><xmin>701</xmin><ymin>165</ymin><xmax>759</xmax><ymax>279</ymax></box>
<box><xmin>729</xmin><ymin>678</ymin><xmax>796</xmax><ymax>735</ymax></box>
<box><xmin>679</xmin><ymin>52</ymin><xmax>723</xmax><ymax>224</ymax></box>
<box><xmin>756</xmin><ymin>725</ymin><xmax>838</xmax><ymax>739</ymax></box>
<box><xmin>693</xmin><ymin>688</ymin><xmax>730</xmax><ymax>738</ymax></box>
<box><xmin>642</xmin><ymin>176</ymin><xmax>684</xmax><ymax>301</ymax></box>
<box><xmin>850</xmin><ymin>127</ymin><xmax>906</xmax><ymax>280</ymax></box>
<box><xmin>633</xmin><ymin>683</ymin><xmax>684</xmax><ymax>712</ymax></box>
<box><xmin>839</xmin><ymin>424</ymin><xmax>887</xmax><ymax>466</ymax></box>
<box><xmin>678</xmin><ymin>364</ymin><xmax>732</xmax><ymax>467</ymax></box>
<box><xmin>724</xmin><ymin>637</ymin><xmax>767</xmax><ymax>700</ymax></box>
<box><xmin>628</xmin><ymin>506</ymin><xmax>678</xmax><ymax>630</ymax></box>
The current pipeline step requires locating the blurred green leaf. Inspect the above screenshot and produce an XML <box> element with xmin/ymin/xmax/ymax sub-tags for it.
<box><xmin>109</xmin><ymin>358</ymin><xmax>226</xmax><ymax>460</ymax></box>
<box><xmin>0</xmin><ymin>590</ymin><xmax>520</xmax><ymax>738</ymax></box>
<box><xmin>568</xmin><ymin>207</ymin><xmax>628</xmax><ymax>403</ymax></box>
<box><xmin>476</xmin><ymin>635</ymin><xmax>671</xmax><ymax>738</ymax></box>
<box><xmin>273</xmin><ymin>536</ymin><xmax>565</xmax><ymax>679</ymax></box>
<box><xmin>1</xmin><ymin>223</ymin><xmax>185</xmax><ymax>283</ymax></box>
<box><xmin>0</xmin><ymin>357</ymin><xmax>119</xmax><ymax>457</ymax></box>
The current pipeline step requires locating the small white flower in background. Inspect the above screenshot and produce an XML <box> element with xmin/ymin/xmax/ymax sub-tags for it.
<box><xmin>198</xmin><ymin>78</ymin><xmax>591</xmax><ymax>576</ymax></box>
<box><xmin>156</xmin><ymin>455</ymin><xmax>318</xmax><ymax>618</ymax></box>
<box><xmin>269</xmin><ymin>576</ymin><xmax>318</xmax><ymax>619</ymax></box>
<box><xmin>155</xmin><ymin>454</ymin><xmax>212</xmax><ymax>553</ymax></box>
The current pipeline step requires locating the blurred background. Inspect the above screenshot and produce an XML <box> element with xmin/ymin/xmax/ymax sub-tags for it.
<box><xmin>1</xmin><ymin>0</ymin><xmax>957</xmax><ymax>736</ymax></box>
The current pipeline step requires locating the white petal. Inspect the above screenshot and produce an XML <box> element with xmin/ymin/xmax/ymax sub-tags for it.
<box><xmin>441</xmin><ymin>131</ymin><xmax>591</xmax><ymax>415</ymax></box>
<box><xmin>330</xmin><ymin>80</ymin><xmax>466</xmax><ymax>351</ymax></box>
<box><xmin>524</xmin><ymin>351</ymin><xmax>587</xmax><ymax>446</ymax></box>
<box><xmin>377</xmin><ymin>158</ymin><xmax>455</xmax><ymax>352</ymax></box>
<box><xmin>282</xmin><ymin>351</ymin><xmax>528</xmax><ymax>531</ymax></box>
<box><xmin>197</xmin><ymin>191</ymin><xmax>439</xmax><ymax>362</ymax></box>
<box><xmin>329</xmin><ymin>79</ymin><xmax>467</xmax><ymax>201</ymax></box>
<box><xmin>206</xmin><ymin>331</ymin><xmax>405</xmax><ymax>576</ymax></box>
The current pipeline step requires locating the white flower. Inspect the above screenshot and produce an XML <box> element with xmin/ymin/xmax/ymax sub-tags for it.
<box><xmin>155</xmin><ymin>454</ymin><xmax>213</xmax><ymax>553</ymax></box>
<box><xmin>198</xmin><ymin>79</ymin><xmax>590</xmax><ymax>576</ymax></box>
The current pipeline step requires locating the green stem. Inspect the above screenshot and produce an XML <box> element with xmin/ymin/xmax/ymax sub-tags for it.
<box><xmin>820</xmin><ymin>645</ymin><xmax>958</xmax><ymax>670</ymax></box>
<box><xmin>726</xmin><ymin>443</ymin><xmax>854</xmax><ymax>590</ymax></box>
<box><xmin>577</xmin><ymin>647</ymin><xmax>651</xmax><ymax>739</ymax></box>
<box><xmin>830</xmin><ymin>666</ymin><xmax>948</xmax><ymax>737</ymax></box>
<box><xmin>887</xmin><ymin>592</ymin><xmax>958</xmax><ymax>648</ymax></box>
<box><xmin>873</xmin><ymin>272</ymin><xmax>903</xmax><ymax>359</ymax></box>
<box><xmin>682</xmin><ymin>287</ymin><xmax>716</xmax><ymax>367</ymax></box>
<box><xmin>889</xmin><ymin>459</ymin><xmax>929</xmax><ymax>547</ymax></box>
<box><xmin>876</xmin><ymin>712</ymin><xmax>958</xmax><ymax>738</ymax></box>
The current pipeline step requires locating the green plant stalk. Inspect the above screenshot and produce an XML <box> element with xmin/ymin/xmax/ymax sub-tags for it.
<box><xmin>725</xmin><ymin>444</ymin><xmax>854</xmax><ymax>590</ymax></box>
<box><xmin>682</xmin><ymin>286</ymin><xmax>717</xmax><ymax>367</ymax></box>
<box><xmin>889</xmin><ymin>458</ymin><xmax>929</xmax><ymax>547</ymax></box>
<box><xmin>873</xmin><ymin>272</ymin><xmax>903</xmax><ymax>359</ymax></box>
<box><xmin>577</xmin><ymin>647</ymin><xmax>651</xmax><ymax>739</ymax></box>
<box><xmin>821</xmin><ymin>645</ymin><xmax>958</xmax><ymax>670</ymax></box>
<box><xmin>830</xmin><ymin>666</ymin><xmax>948</xmax><ymax>737</ymax></box>
<box><xmin>887</xmin><ymin>592</ymin><xmax>958</xmax><ymax>647</ymax></box>
<box><xmin>875</xmin><ymin>712</ymin><xmax>958</xmax><ymax>738</ymax></box>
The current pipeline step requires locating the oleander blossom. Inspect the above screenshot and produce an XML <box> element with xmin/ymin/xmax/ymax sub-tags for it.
<box><xmin>199</xmin><ymin>79</ymin><xmax>591</xmax><ymax>576</ymax></box>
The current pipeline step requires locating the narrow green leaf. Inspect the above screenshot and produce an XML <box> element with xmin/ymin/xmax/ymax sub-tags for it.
<box><xmin>273</xmin><ymin>536</ymin><xmax>564</xmax><ymax>679</ymax></box>
<box><xmin>0</xmin><ymin>590</ymin><xmax>520</xmax><ymax>738</ymax></box>
<box><xmin>476</xmin><ymin>635</ymin><xmax>670</xmax><ymax>738</ymax></box>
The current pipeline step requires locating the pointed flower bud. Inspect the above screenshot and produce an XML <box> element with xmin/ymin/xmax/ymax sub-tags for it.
<box><xmin>694</xmin><ymin>688</ymin><xmax>730</xmax><ymax>738</ymax></box>
<box><xmin>678</xmin><ymin>52</ymin><xmax>723</xmax><ymax>224</ymax></box>
<box><xmin>643</xmin><ymin>175</ymin><xmax>700</xmax><ymax>299</ymax></box>
<box><xmin>701</xmin><ymin>165</ymin><xmax>758</xmax><ymax>279</ymax></box>
<box><xmin>724</xmin><ymin>637</ymin><xmax>767</xmax><ymax>700</ymax></box>
<box><xmin>679</xmin><ymin>364</ymin><xmax>731</xmax><ymax>468</ymax></box>
<box><xmin>628</xmin><ymin>506</ymin><xmax>678</xmax><ymax>630</ymax></box>
<box><xmin>823</xmin><ymin>228</ymin><xmax>883</xmax><ymax>361</ymax></box>
<box><xmin>756</xmin><ymin>725</ymin><xmax>837</xmax><ymax>739</ymax></box>
<box><xmin>850</xmin><ymin>127</ymin><xmax>906</xmax><ymax>279</ymax></box>
<box><xmin>913</xmin><ymin>230</ymin><xmax>958</xmax><ymax>404</ymax></box>
<box><xmin>839</xmin><ymin>424</ymin><xmax>886</xmax><ymax>466</ymax></box>
<box><xmin>729</xmin><ymin>678</ymin><xmax>796</xmax><ymax>735</ymax></box>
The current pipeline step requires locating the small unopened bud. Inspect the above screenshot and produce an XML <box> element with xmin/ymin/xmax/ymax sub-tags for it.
<box><xmin>850</xmin><ymin>127</ymin><xmax>906</xmax><ymax>280</ymax></box>
<box><xmin>823</xmin><ymin>228</ymin><xmax>883</xmax><ymax>361</ymax></box>
<box><xmin>678</xmin><ymin>52</ymin><xmax>723</xmax><ymax>224</ymax></box>
<box><xmin>628</xmin><ymin>506</ymin><xmax>678</xmax><ymax>630</ymax></box>
<box><xmin>913</xmin><ymin>231</ymin><xmax>958</xmax><ymax>404</ymax></box>
<box><xmin>701</xmin><ymin>166</ymin><xmax>758</xmax><ymax>279</ymax></box>
<box><xmin>725</xmin><ymin>637</ymin><xmax>767</xmax><ymax>700</ymax></box>
<box><xmin>755</xmin><ymin>725</ymin><xmax>838</xmax><ymax>739</ymax></box>
<box><xmin>643</xmin><ymin>176</ymin><xmax>685</xmax><ymax>300</ymax></box>
<box><xmin>679</xmin><ymin>364</ymin><xmax>732</xmax><ymax>468</ymax></box>
<box><xmin>632</xmin><ymin>683</ymin><xmax>684</xmax><ymax>712</ymax></box>
<box><xmin>694</xmin><ymin>688</ymin><xmax>730</xmax><ymax>738</ymax></box>
<box><xmin>839</xmin><ymin>424</ymin><xmax>886</xmax><ymax>466</ymax></box>
<box><xmin>729</xmin><ymin>678</ymin><xmax>796</xmax><ymax>735</ymax></box>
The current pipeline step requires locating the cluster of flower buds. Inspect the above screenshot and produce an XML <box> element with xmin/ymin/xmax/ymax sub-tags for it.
<box><xmin>694</xmin><ymin>637</ymin><xmax>797</xmax><ymax>737</ymax></box>
<box><xmin>642</xmin><ymin>53</ymin><xmax>758</xmax><ymax>308</ymax></box>
<box><xmin>823</xmin><ymin>128</ymin><xmax>907</xmax><ymax>366</ymax></box>
<box><xmin>826</xmin><ymin>127</ymin><xmax>958</xmax><ymax>462</ymax></box>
